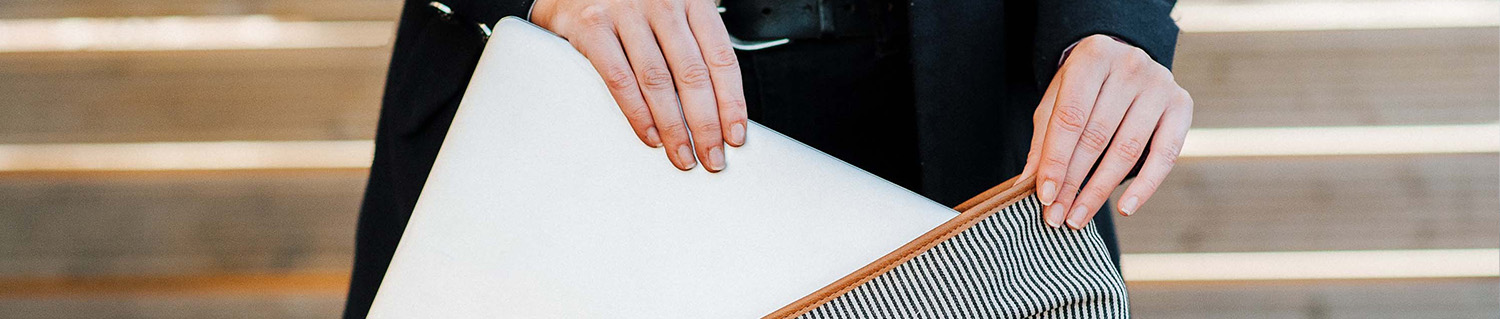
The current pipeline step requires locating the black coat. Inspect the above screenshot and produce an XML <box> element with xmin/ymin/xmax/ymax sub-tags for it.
<box><xmin>344</xmin><ymin>1</ymin><xmax>1177</xmax><ymax>318</ymax></box>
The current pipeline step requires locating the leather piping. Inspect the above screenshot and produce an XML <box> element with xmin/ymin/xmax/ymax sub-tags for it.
<box><xmin>764</xmin><ymin>174</ymin><xmax>1037</xmax><ymax>318</ymax></box>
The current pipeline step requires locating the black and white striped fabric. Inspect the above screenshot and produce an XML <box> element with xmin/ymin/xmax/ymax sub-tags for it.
<box><xmin>797</xmin><ymin>195</ymin><xmax>1129</xmax><ymax>319</ymax></box>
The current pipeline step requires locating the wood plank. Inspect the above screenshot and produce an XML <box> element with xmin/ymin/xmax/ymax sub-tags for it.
<box><xmin>0</xmin><ymin>293</ymin><xmax>345</xmax><ymax>319</ymax></box>
<box><xmin>1</xmin><ymin>275</ymin><xmax>1490</xmax><ymax>319</ymax></box>
<box><xmin>1129</xmin><ymin>278</ymin><xmax>1500</xmax><ymax>319</ymax></box>
<box><xmin>0</xmin><ymin>170</ymin><xmax>366</xmax><ymax>277</ymax></box>
<box><xmin>0</xmin><ymin>154</ymin><xmax>1494</xmax><ymax>277</ymax></box>
<box><xmin>1118</xmin><ymin>154</ymin><xmax>1500</xmax><ymax>253</ymax></box>
<box><xmin>0</xmin><ymin>28</ymin><xmax>1492</xmax><ymax>143</ymax></box>
<box><xmin>0</xmin><ymin>272</ymin><xmax>347</xmax><ymax>298</ymax></box>
<box><xmin>0</xmin><ymin>48</ymin><xmax>389</xmax><ymax>143</ymax></box>
<box><xmin>1176</xmin><ymin>27</ymin><xmax>1499</xmax><ymax>128</ymax></box>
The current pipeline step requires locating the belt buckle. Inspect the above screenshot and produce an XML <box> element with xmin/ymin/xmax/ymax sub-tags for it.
<box><xmin>718</xmin><ymin>6</ymin><xmax>789</xmax><ymax>51</ymax></box>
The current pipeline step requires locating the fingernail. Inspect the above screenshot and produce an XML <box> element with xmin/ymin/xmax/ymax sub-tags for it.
<box><xmin>1045</xmin><ymin>204</ymin><xmax>1065</xmax><ymax>228</ymax></box>
<box><xmin>729</xmin><ymin>123</ymin><xmax>746</xmax><ymax>146</ymax></box>
<box><xmin>1067</xmin><ymin>206</ymin><xmax>1089</xmax><ymax>229</ymax></box>
<box><xmin>675</xmin><ymin>145</ymin><xmax>696</xmax><ymax>170</ymax></box>
<box><xmin>1120</xmin><ymin>196</ymin><xmax>1139</xmax><ymax>216</ymax></box>
<box><xmin>707</xmin><ymin>146</ymin><xmax>726</xmax><ymax>172</ymax></box>
<box><xmin>1039</xmin><ymin>181</ymin><xmax>1058</xmax><ymax>205</ymax></box>
<box><xmin>645</xmin><ymin>127</ymin><xmax>662</xmax><ymax>147</ymax></box>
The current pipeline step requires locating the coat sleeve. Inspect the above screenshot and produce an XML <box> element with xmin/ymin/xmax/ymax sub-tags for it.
<box><xmin>1032</xmin><ymin>0</ymin><xmax>1180</xmax><ymax>89</ymax></box>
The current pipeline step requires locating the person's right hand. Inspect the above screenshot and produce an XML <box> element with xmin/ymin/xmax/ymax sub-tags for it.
<box><xmin>531</xmin><ymin>0</ymin><xmax>746</xmax><ymax>172</ymax></box>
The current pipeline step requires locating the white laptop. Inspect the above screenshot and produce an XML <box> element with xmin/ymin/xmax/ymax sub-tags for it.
<box><xmin>367</xmin><ymin>17</ymin><xmax>958</xmax><ymax>318</ymax></box>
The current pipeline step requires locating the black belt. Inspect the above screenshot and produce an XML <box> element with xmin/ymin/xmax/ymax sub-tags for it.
<box><xmin>721</xmin><ymin>0</ymin><xmax>895</xmax><ymax>41</ymax></box>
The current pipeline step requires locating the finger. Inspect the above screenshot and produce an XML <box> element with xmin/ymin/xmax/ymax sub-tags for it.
<box><xmin>570</xmin><ymin>8</ymin><xmax>660</xmax><ymax>148</ymax></box>
<box><xmin>1119</xmin><ymin>88</ymin><xmax>1193</xmax><ymax>215</ymax></box>
<box><xmin>1026</xmin><ymin>75</ymin><xmax>1061</xmax><ymax>227</ymax></box>
<box><xmin>1035</xmin><ymin>52</ymin><xmax>1111</xmax><ymax>207</ymax></box>
<box><xmin>1043</xmin><ymin>174</ymin><xmax>1081</xmax><ymax>230</ymax></box>
<box><xmin>1018</xmin><ymin>72</ymin><xmax>1062</xmax><ymax>185</ymax></box>
<box><xmin>685</xmin><ymin>0</ymin><xmax>747</xmax><ymax>147</ymax></box>
<box><xmin>615</xmin><ymin>10</ymin><xmax>697</xmax><ymax>170</ymax></box>
<box><xmin>647</xmin><ymin>3</ymin><xmax>726</xmax><ymax>172</ymax></box>
<box><xmin>1068</xmin><ymin>87</ymin><xmax>1165</xmax><ymax>229</ymax></box>
<box><xmin>1059</xmin><ymin>70</ymin><xmax>1139</xmax><ymax>229</ymax></box>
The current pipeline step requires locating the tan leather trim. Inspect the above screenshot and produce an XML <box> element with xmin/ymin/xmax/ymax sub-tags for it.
<box><xmin>764</xmin><ymin>174</ymin><xmax>1037</xmax><ymax>318</ymax></box>
<box><xmin>951</xmin><ymin>175</ymin><xmax>1021</xmax><ymax>213</ymax></box>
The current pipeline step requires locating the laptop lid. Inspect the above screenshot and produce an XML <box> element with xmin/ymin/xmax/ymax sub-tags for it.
<box><xmin>368</xmin><ymin>17</ymin><xmax>956</xmax><ymax>318</ymax></box>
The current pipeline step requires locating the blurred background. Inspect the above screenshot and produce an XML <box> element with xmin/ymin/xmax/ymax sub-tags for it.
<box><xmin>0</xmin><ymin>0</ymin><xmax>1496</xmax><ymax>318</ymax></box>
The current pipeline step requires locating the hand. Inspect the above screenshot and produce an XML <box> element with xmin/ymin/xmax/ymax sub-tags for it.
<box><xmin>531</xmin><ymin>0</ymin><xmax>746</xmax><ymax>172</ymax></box>
<box><xmin>1017</xmin><ymin>34</ymin><xmax>1193</xmax><ymax>230</ymax></box>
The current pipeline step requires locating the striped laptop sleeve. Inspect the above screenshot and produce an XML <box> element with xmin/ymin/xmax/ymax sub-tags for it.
<box><xmin>369</xmin><ymin>19</ymin><xmax>1130</xmax><ymax>318</ymax></box>
<box><xmin>767</xmin><ymin>176</ymin><xmax>1129</xmax><ymax>319</ymax></box>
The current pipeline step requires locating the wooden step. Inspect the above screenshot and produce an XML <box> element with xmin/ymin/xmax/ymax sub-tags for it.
<box><xmin>1</xmin><ymin>275</ymin><xmax>1492</xmax><ymax>318</ymax></box>
<box><xmin>0</xmin><ymin>28</ymin><xmax>1493</xmax><ymax>144</ymax></box>
<box><xmin>0</xmin><ymin>48</ymin><xmax>389</xmax><ymax>144</ymax></box>
<box><xmin>1119</xmin><ymin>154</ymin><xmax>1499</xmax><ymax>253</ymax></box>
<box><xmin>0</xmin><ymin>170</ymin><xmax>364</xmax><ymax>277</ymax></box>
<box><xmin>1176</xmin><ymin>27</ymin><xmax>1499</xmax><ymax>128</ymax></box>
<box><xmin>1130</xmin><ymin>278</ymin><xmax>1500</xmax><ymax>318</ymax></box>
<box><xmin>0</xmin><ymin>292</ymin><xmax>345</xmax><ymax>319</ymax></box>
<box><xmin>1</xmin><ymin>154</ymin><xmax>1493</xmax><ymax>278</ymax></box>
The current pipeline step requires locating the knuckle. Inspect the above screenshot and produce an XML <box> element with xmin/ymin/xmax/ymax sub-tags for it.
<box><xmin>1144</xmin><ymin>66</ymin><xmax>1172</xmax><ymax>83</ymax></box>
<box><xmin>640</xmin><ymin>66</ymin><xmax>675</xmax><ymax>90</ymax></box>
<box><xmin>706</xmin><ymin>46</ymin><xmax>739</xmax><ymax>68</ymax></box>
<box><xmin>674</xmin><ymin>62</ymin><xmax>712</xmax><ymax>88</ymax></box>
<box><xmin>1042</xmin><ymin>152</ymin><xmax>1070</xmax><ymax>167</ymax></box>
<box><xmin>647</xmin><ymin>0</ymin><xmax>680</xmax><ymax>11</ymax></box>
<box><xmin>1077</xmin><ymin>36</ymin><xmax>1103</xmax><ymax>51</ymax></box>
<box><xmin>1113</xmin><ymin>137</ymin><xmax>1147</xmax><ymax>158</ymax></box>
<box><xmin>1075</xmin><ymin>44</ymin><xmax>1105</xmax><ymax>60</ymax></box>
<box><xmin>1078</xmin><ymin>125</ymin><xmax>1113</xmax><ymax>152</ymax></box>
<box><xmin>1130</xmin><ymin>47</ymin><xmax>1151</xmax><ymax>62</ymax></box>
<box><xmin>607</xmin><ymin>0</ymin><xmax>635</xmax><ymax>9</ymax></box>
<box><xmin>602</xmin><ymin>67</ymin><xmax>636</xmax><ymax>90</ymax></box>
<box><xmin>1156</xmin><ymin>139</ymin><xmax>1183</xmax><ymax>167</ymax></box>
<box><xmin>1119</xmin><ymin>57</ymin><xmax>1148</xmax><ymax>77</ymax></box>
<box><xmin>1083</xmin><ymin>34</ymin><xmax>1113</xmax><ymax>45</ymax></box>
<box><xmin>1135</xmin><ymin>178</ymin><xmax>1160</xmax><ymax>194</ymax></box>
<box><xmin>578</xmin><ymin>5</ymin><xmax>613</xmax><ymax>28</ymax></box>
<box><xmin>1174</xmin><ymin>87</ymin><xmax>1194</xmax><ymax>106</ymax></box>
<box><xmin>655</xmin><ymin>120</ymin><xmax>689</xmax><ymax>137</ymax></box>
<box><xmin>1079</xmin><ymin>37</ymin><xmax>1116</xmax><ymax>56</ymax></box>
<box><xmin>1163</xmin><ymin>67</ymin><xmax>1179</xmax><ymax>82</ymax></box>
<box><xmin>1060</xmin><ymin>180</ymin><xmax>1083</xmax><ymax>194</ymax></box>
<box><xmin>691</xmin><ymin>121</ymin><xmax>722</xmax><ymax>136</ymax></box>
<box><xmin>1076</xmin><ymin>189</ymin><xmax>1105</xmax><ymax>205</ymax></box>
<box><xmin>1159</xmin><ymin>152</ymin><xmax>1179</xmax><ymax>168</ymax></box>
<box><xmin>722</xmin><ymin>98</ymin><xmax>748</xmax><ymax>113</ymax></box>
<box><xmin>623</xmin><ymin>104</ymin><xmax>653</xmax><ymax>122</ymax></box>
<box><xmin>1052</xmin><ymin>102</ymin><xmax>1089</xmax><ymax>132</ymax></box>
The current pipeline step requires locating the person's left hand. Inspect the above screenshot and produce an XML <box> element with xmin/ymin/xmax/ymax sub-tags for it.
<box><xmin>1017</xmin><ymin>34</ymin><xmax>1194</xmax><ymax>230</ymax></box>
